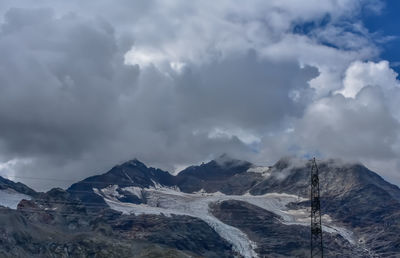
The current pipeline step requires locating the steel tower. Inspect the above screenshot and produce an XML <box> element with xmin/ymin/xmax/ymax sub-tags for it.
<box><xmin>310</xmin><ymin>157</ymin><xmax>323</xmax><ymax>258</ymax></box>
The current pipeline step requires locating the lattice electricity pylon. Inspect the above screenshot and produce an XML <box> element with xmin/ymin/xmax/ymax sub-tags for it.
<box><xmin>310</xmin><ymin>157</ymin><xmax>324</xmax><ymax>258</ymax></box>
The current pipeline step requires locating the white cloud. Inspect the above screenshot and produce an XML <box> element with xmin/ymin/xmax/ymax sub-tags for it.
<box><xmin>207</xmin><ymin>127</ymin><xmax>261</xmax><ymax>146</ymax></box>
<box><xmin>337</xmin><ymin>60</ymin><xmax>399</xmax><ymax>98</ymax></box>
<box><xmin>296</xmin><ymin>87</ymin><xmax>399</xmax><ymax>159</ymax></box>
<box><xmin>0</xmin><ymin>158</ymin><xmax>33</xmax><ymax>180</ymax></box>
<box><xmin>287</xmin><ymin>62</ymin><xmax>400</xmax><ymax>183</ymax></box>
<box><xmin>125</xmin><ymin>46</ymin><xmax>167</xmax><ymax>67</ymax></box>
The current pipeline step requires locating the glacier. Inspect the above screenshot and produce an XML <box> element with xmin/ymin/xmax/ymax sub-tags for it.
<box><xmin>94</xmin><ymin>184</ymin><xmax>355</xmax><ymax>258</ymax></box>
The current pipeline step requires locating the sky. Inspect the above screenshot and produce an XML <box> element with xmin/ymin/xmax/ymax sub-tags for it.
<box><xmin>0</xmin><ymin>0</ymin><xmax>399</xmax><ymax>190</ymax></box>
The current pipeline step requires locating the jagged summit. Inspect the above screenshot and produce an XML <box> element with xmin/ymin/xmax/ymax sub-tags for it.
<box><xmin>178</xmin><ymin>155</ymin><xmax>252</xmax><ymax>181</ymax></box>
<box><xmin>119</xmin><ymin>158</ymin><xmax>148</xmax><ymax>169</ymax></box>
<box><xmin>67</xmin><ymin>158</ymin><xmax>175</xmax><ymax>208</ymax></box>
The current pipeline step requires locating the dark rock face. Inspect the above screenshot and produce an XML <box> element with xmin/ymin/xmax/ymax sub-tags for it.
<box><xmin>210</xmin><ymin>200</ymin><xmax>309</xmax><ymax>257</ymax></box>
<box><xmin>177</xmin><ymin>157</ymin><xmax>252</xmax><ymax>181</ymax></box>
<box><xmin>0</xmin><ymin>206</ymin><xmax>196</xmax><ymax>258</ymax></box>
<box><xmin>103</xmin><ymin>214</ymin><xmax>235</xmax><ymax>258</ymax></box>
<box><xmin>210</xmin><ymin>200</ymin><xmax>368</xmax><ymax>258</ymax></box>
<box><xmin>175</xmin><ymin>158</ymin><xmax>259</xmax><ymax>194</ymax></box>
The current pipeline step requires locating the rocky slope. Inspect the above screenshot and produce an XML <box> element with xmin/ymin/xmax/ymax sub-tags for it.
<box><xmin>250</xmin><ymin>158</ymin><xmax>400</xmax><ymax>257</ymax></box>
<box><xmin>0</xmin><ymin>156</ymin><xmax>399</xmax><ymax>257</ymax></box>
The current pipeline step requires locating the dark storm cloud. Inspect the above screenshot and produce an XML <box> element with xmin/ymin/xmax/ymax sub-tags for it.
<box><xmin>0</xmin><ymin>1</ymin><xmax>399</xmax><ymax>189</ymax></box>
<box><xmin>0</xmin><ymin>8</ymin><xmax>136</xmax><ymax>159</ymax></box>
<box><xmin>0</xmin><ymin>7</ymin><xmax>319</xmax><ymax>189</ymax></box>
<box><xmin>175</xmin><ymin>52</ymin><xmax>317</xmax><ymax>131</ymax></box>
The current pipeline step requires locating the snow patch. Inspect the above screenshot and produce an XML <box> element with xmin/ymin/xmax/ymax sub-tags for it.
<box><xmin>123</xmin><ymin>186</ymin><xmax>143</xmax><ymax>199</ymax></box>
<box><xmin>247</xmin><ymin>166</ymin><xmax>271</xmax><ymax>178</ymax></box>
<box><xmin>124</xmin><ymin>172</ymin><xmax>134</xmax><ymax>183</ymax></box>
<box><xmin>149</xmin><ymin>179</ymin><xmax>181</xmax><ymax>192</ymax></box>
<box><xmin>282</xmin><ymin>208</ymin><xmax>355</xmax><ymax>244</ymax></box>
<box><xmin>93</xmin><ymin>185</ymin><xmax>124</xmax><ymax>201</ymax></box>
<box><xmin>0</xmin><ymin>188</ymin><xmax>31</xmax><ymax>209</ymax></box>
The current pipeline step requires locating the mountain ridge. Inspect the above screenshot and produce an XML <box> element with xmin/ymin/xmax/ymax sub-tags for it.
<box><xmin>0</xmin><ymin>156</ymin><xmax>399</xmax><ymax>257</ymax></box>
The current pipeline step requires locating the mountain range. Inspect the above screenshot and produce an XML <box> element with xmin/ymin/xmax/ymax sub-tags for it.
<box><xmin>0</xmin><ymin>156</ymin><xmax>399</xmax><ymax>257</ymax></box>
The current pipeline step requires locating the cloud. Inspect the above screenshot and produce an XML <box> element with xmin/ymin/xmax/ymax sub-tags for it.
<box><xmin>0</xmin><ymin>1</ymin><xmax>398</xmax><ymax>189</ymax></box>
<box><xmin>296</xmin><ymin>86</ymin><xmax>399</xmax><ymax>159</ymax></box>
<box><xmin>0</xmin><ymin>8</ymin><xmax>140</xmax><ymax>185</ymax></box>
<box><xmin>337</xmin><ymin>60</ymin><xmax>399</xmax><ymax>98</ymax></box>
<box><xmin>283</xmin><ymin>62</ymin><xmax>400</xmax><ymax>184</ymax></box>
<box><xmin>0</xmin><ymin>8</ymin><xmax>135</xmax><ymax>160</ymax></box>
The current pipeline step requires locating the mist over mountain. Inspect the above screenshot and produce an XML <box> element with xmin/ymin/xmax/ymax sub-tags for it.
<box><xmin>0</xmin><ymin>156</ymin><xmax>399</xmax><ymax>257</ymax></box>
